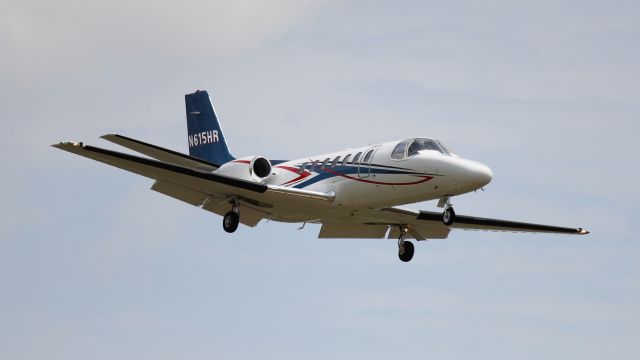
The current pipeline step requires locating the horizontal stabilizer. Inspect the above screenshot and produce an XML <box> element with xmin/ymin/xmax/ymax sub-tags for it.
<box><xmin>101</xmin><ymin>134</ymin><xmax>219</xmax><ymax>171</ymax></box>
<box><xmin>52</xmin><ymin>141</ymin><xmax>267</xmax><ymax>193</ymax></box>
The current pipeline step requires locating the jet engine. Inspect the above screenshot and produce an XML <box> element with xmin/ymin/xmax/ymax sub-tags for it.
<box><xmin>215</xmin><ymin>156</ymin><xmax>272</xmax><ymax>183</ymax></box>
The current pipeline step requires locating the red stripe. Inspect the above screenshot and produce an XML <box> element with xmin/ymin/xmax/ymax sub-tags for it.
<box><xmin>323</xmin><ymin>168</ymin><xmax>433</xmax><ymax>186</ymax></box>
<box><xmin>275</xmin><ymin>165</ymin><xmax>312</xmax><ymax>186</ymax></box>
<box><xmin>274</xmin><ymin>165</ymin><xmax>301</xmax><ymax>173</ymax></box>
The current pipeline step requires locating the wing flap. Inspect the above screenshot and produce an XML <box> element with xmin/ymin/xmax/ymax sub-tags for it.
<box><xmin>319</xmin><ymin>223</ymin><xmax>389</xmax><ymax>239</ymax></box>
<box><xmin>387</xmin><ymin>224</ymin><xmax>450</xmax><ymax>240</ymax></box>
<box><xmin>151</xmin><ymin>180</ymin><xmax>267</xmax><ymax>227</ymax></box>
<box><xmin>151</xmin><ymin>180</ymin><xmax>209</xmax><ymax>206</ymax></box>
<box><xmin>201</xmin><ymin>200</ymin><xmax>267</xmax><ymax>227</ymax></box>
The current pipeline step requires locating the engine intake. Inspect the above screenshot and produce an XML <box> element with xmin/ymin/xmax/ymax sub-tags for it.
<box><xmin>251</xmin><ymin>157</ymin><xmax>271</xmax><ymax>179</ymax></box>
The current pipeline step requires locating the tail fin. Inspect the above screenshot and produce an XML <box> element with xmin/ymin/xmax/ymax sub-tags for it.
<box><xmin>185</xmin><ymin>90</ymin><xmax>235</xmax><ymax>165</ymax></box>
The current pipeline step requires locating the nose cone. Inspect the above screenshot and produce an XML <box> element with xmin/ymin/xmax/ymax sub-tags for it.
<box><xmin>452</xmin><ymin>159</ymin><xmax>492</xmax><ymax>190</ymax></box>
<box><xmin>469</xmin><ymin>162</ymin><xmax>493</xmax><ymax>188</ymax></box>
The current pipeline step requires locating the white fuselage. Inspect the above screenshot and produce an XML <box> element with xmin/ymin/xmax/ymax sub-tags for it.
<box><xmin>216</xmin><ymin>138</ymin><xmax>493</xmax><ymax>223</ymax></box>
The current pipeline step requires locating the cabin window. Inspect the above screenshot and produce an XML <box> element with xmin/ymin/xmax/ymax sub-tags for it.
<box><xmin>352</xmin><ymin>152</ymin><xmax>363</xmax><ymax>164</ymax></box>
<box><xmin>331</xmin><ymin>156</ymin><xmax>341</xmax><ymax>168</ymax></box>
<box><xmin>362</xmin><ymin>149</ymin><xmax>374</xmax><ymax>163</ymax></box>
<box><xmin>309</xmin><ymin>160</ymin><xmax>318</xmax><ymax>171</ymax></box>
<box><xmin>391</xmin><ymin>139</ymin><xmax>411</xmax><ymax>159</ymax></box>
<box><xmin>342</xmin><ymin>154</ymin><xmax>352</xmax><ymax>165</ymax></box>
<box><xmin>298</xmin><ymin>162</ymin><xmax>307</xmax><ymax>174</ymax></box>
<box><xmin>321</xmin><ymin>158</ymin><xmax>330</xmax><ymax>169</ymax></box>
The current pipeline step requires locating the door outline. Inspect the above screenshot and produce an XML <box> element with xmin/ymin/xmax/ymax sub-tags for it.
<box><xmin>358</xmin><ymin>145</ymin><xmax>381</xmax><ymax>178</ymax></box>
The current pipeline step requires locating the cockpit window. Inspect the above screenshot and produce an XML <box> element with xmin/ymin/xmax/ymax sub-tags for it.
<box><xmin>391</xmin><ymin>139</ymin><xmax>411</xmax><ymax>160</ymax></box>
<box><xmin>392</xmin><ymin>138</ymin><xmax>457</xmax><ymax>159</ymax></box>
<box><xmin>435</xmin><ymin>140</ymin><xmax>458</xmax><ymax>157</ymax></box>
<box><xmin>407</xmin><ymin>138</ymin><xmax>443</xmax><ymax>157</ymax></box>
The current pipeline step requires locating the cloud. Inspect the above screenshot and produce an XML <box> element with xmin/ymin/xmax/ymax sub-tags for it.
<box><xmin>0</xmin><ymin>0</ymin><xmax>329</xmax><ymax>86</ymax></box>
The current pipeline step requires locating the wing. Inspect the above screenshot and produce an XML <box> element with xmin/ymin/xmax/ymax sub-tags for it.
<box><xmin>318</xmin><ymin>207</ymin><xmax>589</xmax><ymax>240</ymax></box>
<box><xmin>53</xmin><ymin>141</ymin><xmax>334</xmax><ymax>226</ymax></box>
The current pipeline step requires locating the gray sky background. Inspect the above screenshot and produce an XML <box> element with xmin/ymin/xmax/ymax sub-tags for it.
<box><xmin>1</xmin><ymin>0</ymin><xmax>639</xmax><ymax>359</ymax></box>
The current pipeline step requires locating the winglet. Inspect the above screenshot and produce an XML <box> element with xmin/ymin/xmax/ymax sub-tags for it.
<box><xmin>577</xmin><ymin>228</ymin><xmax>590</xmax><ymax>235</ymax></box>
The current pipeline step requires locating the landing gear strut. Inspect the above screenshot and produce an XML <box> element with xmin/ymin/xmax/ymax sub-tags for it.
<box><xmin>397</xmin><ymin>227</ymin><xmax>415</xmax><ymax>262</ymax></box>
<box><xmin>223</xmin><ymin>200</ymin><xmax>240</xmax><ymax>233</ymax></box>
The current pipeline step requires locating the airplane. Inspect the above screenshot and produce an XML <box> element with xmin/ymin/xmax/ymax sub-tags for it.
<box><xmin>53</xmin><ymin>90</ymin><xmax>590</xmax><ymax>262</ymax></box>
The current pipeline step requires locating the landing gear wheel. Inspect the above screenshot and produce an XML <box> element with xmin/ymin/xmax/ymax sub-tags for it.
<box><xmin>398</xmin><ymin>241</ymin><xmax>415</xmax><ymax>262</ymax></box>
<box><xmin>443</xmin><ymin>207</ymin><xmax>455</xmax><ymax>226</ymax></box>
<box><xmin>223</xmin><ymin>211</ymin><xmax>239</xmax><ymax>233</ymax></box>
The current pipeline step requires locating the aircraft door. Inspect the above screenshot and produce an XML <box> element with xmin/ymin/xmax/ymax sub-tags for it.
<box><xmin>358</xmin><ymin>146</ymin><xmax>380</xmax><ymax>178</ymax></box>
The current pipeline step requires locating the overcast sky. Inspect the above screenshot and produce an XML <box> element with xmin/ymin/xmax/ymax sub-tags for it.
<box><xmin>1</xmin><ymin>0</ymin><xmax>639</xmax><ymax>359</ymax></box>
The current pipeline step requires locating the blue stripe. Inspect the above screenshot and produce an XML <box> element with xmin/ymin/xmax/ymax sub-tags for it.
<box><xmin>291</xmin><ymin>165</ymin><xmax>429</xmax><ymax>188</ymax></box>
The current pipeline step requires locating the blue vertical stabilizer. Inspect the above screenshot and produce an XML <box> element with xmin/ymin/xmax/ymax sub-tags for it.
<box><xmin>185</xmin><ymin>90</ymin><xmax>235</xmax><ymax>165</ymax></box>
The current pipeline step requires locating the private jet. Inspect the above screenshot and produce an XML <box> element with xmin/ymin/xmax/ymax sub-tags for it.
<box><xmin>53</xmin><ymin>90</ymin><xmax>589</xmax><ymax>262</ymax></box>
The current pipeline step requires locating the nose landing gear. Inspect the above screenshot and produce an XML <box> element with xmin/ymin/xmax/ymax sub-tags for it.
<box><xmin>443</xmin><ymin>207</ymin><xmax>456</xmax><ymax>226</ymax></box>
<box><xmin>439</xmin><ymin>196</ymin><xmax>456</xmax><ymax>226</ymax></box>
<box><xmin>222</xmin><ymin>200</ymin><xmax>240</xmax><ymax>233</ymax></box>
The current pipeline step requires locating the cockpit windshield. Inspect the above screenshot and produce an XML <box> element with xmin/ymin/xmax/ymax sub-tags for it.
<box><xmin>391</xmin><ymin>138</ymin><xmax>459</xmax><ymax>160</ymax></box>
<box><xmin>407</xmin><ymin>138</ymin><xmax>441</xmax><ymax>156</ymax></box>
<box><xmin>391</xmin><ymin>139</ymin><xmax>411</xmax><ymax>159</ymax></box>
<box><xmin>435</xmin><ymin>140</ymin><xmax>458</xmax><ymax>157</ymax></box>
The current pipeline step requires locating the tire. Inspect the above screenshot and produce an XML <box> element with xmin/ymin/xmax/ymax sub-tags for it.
<box><xmin>398</xmin><ymin>241</ymin><xmax>415</xmax><ymax>262</ymax></box>
<box><xmin>223</xmin><ymin>211</ymin><xmax>239</xmax><ymax>233</ymax></box>
<box><xmin>443</xmin><ymin>207</ymin><xmax>455</xmax><ymax>226</ymax></box>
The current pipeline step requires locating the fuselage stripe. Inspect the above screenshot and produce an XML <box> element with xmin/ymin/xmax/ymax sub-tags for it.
<box><xmin>322</xmin><ymin>167</ymin><xmax>434</xmax><ymax>186</ymax></box>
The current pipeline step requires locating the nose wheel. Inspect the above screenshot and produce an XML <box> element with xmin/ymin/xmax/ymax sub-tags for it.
<box><xmin>443</xmin><ymin>207</ymin><xmax>455</xmax><ymax>226</ymax></box>
<box><xmin>440</xmin><ymin>196</ymin><xmax>456</xmax><ymax>225</ymax></box>
<box><xmin>397</xmin><ymin>228</ymin><xmax>415</xmax><ymax>262</ymax></box>
<box><xmin>222</xmin><ymin>200</ymin><xmax>240</xmax><ymax>233</ymax></box>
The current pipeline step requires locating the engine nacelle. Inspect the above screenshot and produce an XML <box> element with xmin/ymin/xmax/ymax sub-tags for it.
<box><xmin>215</xmin><ymin>156</ymin><xmax>272</xmax><ymax>183</ymax></box>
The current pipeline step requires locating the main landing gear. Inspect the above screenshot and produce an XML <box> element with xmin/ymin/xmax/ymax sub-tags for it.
<box><xmin>440</xmin><ymin>196</ymin><xmax>456</xmax><ymax>226</ymax></box>
<box><xmin>222</xmin><ymin>200</ymin><xmax>240</xmax><ymax>233</ymax></box>
<box><xmin>397</xmin><ymin>227</ymin><xmax>415</xmax><ymax>262</ymax></box>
